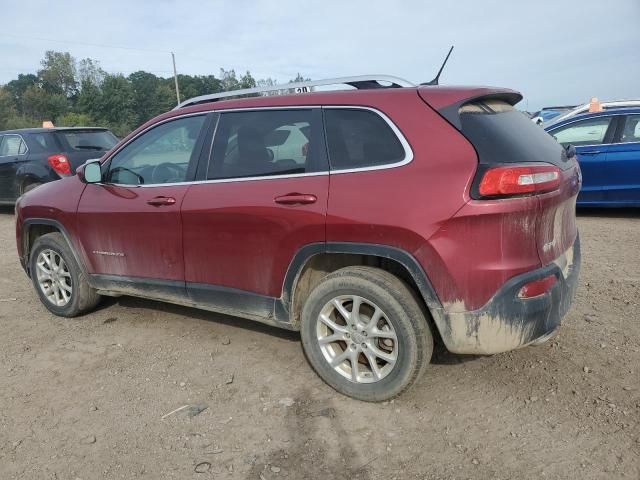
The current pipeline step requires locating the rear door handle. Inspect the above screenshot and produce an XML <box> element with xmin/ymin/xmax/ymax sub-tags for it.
<box><xmin>147</xmin><ymin>196</ymin><xmax>176</xmax><ymax>206</ymax></box>
<box><xmin>274</xmin><ymin>193</ymin><xmax>317</xmax><ymax>205</ymax></box>
<box><xmin>581</xmin><ymin>150</ymin><xmax>602</xmax><ymax>155</ymax></box>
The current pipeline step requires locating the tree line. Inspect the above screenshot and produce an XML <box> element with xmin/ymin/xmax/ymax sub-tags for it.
<box><xmin>0</xmin><ymin>51</ymin><xmax>307</xmax><ymax>137</ymax></box>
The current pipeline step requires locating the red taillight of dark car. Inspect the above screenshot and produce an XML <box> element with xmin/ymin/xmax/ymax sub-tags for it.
<box><xmin>47</xmin><ymin>154</ymin><xmax>71</xmax><ymax>176</ymax></box>
<box><xmin>478</xmin><ymin>164</ymin><xmax>561</xmax><ymax>198</ymax></box>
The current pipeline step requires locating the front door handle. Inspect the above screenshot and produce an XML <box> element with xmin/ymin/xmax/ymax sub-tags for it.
<box><xmin>581</xmin><ymin>150</ymin><xmax>602</xmax><ymax>155</ymax></box>
<box><xmin>274</xmin><ymin>193</ymin><xmax>317</xmax><ymax>205</ymax></box>
<box><xmin>147</xmin><ymin>196</ymin><xmax>176</xmax><ymax>206</ymax></box>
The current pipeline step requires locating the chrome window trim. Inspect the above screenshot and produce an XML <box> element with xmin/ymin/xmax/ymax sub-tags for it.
<box><xmin>100</xmin><ymin>105</ymin><xmax>413</xmax><ymax>188</ymax></box>
<box><xmin>322</xmin><ymin>106</ymin><xmax>413</xmax><ymax>174</ymax></box>
<box><xmin>0</xmin><ymin>133</ymin><xmax>29</xmax><ymax>157</ymax></box>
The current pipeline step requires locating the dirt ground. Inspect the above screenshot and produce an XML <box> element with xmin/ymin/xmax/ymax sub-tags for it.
<box><xmin>0</xmin><ymin>207</ymin><xmax>638</xmax><ymax>480</ymax></box>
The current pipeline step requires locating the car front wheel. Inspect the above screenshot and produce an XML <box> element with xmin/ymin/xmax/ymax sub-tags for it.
<box><xmin>29</xmin><ymin>232</ymin><xmax>100</xmax><ymax>317</ymax></box>
<box><xmin>300</xmin><ymin>266</ymin><xmax>433</xmax><ymax>401</ymax></box>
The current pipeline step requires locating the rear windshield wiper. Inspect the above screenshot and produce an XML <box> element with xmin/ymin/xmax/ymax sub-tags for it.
<box><xmin>75</xmin><ymin>145</ymin><xmax>107</xmax><ymax>151</ymax></box>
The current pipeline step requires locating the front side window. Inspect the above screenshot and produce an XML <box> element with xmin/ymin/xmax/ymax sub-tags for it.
<box><xmin>621</xmin><ymin>115</ymin><xmax>640</xmax><ymax>143</ymax></box>
<box><xmin>208</xmin><ymin>109</ymin><xmax>318</xmax><ymax>180</ymax></box>
<box><xmin>550</xmin><ymin>117</ymin><xmax>612</xmax><ymax>147</ymax></box>
<box><xmin>107</xmin><ymin>115</ymin><xmax>205</xmax><ymax>185</ymax></box>
<box><xmin>0</xmin><ymin>135</ymin><xmax>27</xmax><ymax>156</ymax></box>
<box><xmin>324</xmin><ymin>109</ymin><xmax>405</xmax><ymax>170</ymax></box>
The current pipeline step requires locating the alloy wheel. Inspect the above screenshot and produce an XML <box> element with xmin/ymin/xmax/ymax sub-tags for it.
<box><xmin>316</xmin><ymin>295</ymin><xmax>398</xmax><ymax>383</ymax></box>
<box><xmin>35</xmin><ymin>249</ymin><xmax>73</xmax><ymax>307</ymax></box>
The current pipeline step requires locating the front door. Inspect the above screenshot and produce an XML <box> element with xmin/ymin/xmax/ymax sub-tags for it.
<box><xmin>181</xmin><ymin>108</ymin><xmax>329</xmax><ymax>310</ymax></box>
<box><xmin>550</xmin><ymin>115</ymin><xmax>616</xmax><ymax>205</ymax></box>
<box><xmin>76</xmin><ymin>113</ymin><xmax>210</xmax><ymax>284</ymax></box>
<box><xmin>0</xmin><ymin>134</ymin><xmax>28</xmax><ymax>201</ymax></box>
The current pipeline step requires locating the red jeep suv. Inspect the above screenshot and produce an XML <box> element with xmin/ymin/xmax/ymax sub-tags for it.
<box><xmin>15</xmin><ymin>76</ymin><xmax>581</xmax><ymax>401</ymax></box>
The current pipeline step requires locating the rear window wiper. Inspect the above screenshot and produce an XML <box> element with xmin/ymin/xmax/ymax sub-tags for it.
<box><xmin>74</xmin><ymin>145</ymin><xmax>107</xmax><ymax>151</ymax></box>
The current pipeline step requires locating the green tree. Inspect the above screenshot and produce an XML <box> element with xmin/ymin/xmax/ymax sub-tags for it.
<box><xmin>0</xmin><ymin>87</ymin><xmax>19</xmax><ymax>130</ymax></box>
<box><xmin>76</xmin><ymin>79</ymin><xmax>102</xmax><ymax>121</ymax></box>
<box><xmin>129</xmin><ymin>71</ymin><xmax>164</xmax><ymax>125</ymax></box>
<box><xmin>97</xmin><ymin>74</ymin><xmax>136</xmax><ymax>136</ymax></box>
<box><xmin>38</xmin><ymin>51</ymin><xmax>77</xmax><ymax>97</ymax></box>
<box><xmin>22</xmin><ymin>85</ymin><xmax>68</xmax><ymax>123</ymax></box>
<box><xmin>6</xmin><ymin>74</ymin><xmax>38</xmax><ymax>113</ymax></box>
<box><xmin>77</xmin><ymin>58</ymin><xmax>105</xmax><ymax>86</ymax></box>
<box><xmin>58</xmin><ymin>112</ymin><xmax>94</xmax><ymax>127</ymax></box>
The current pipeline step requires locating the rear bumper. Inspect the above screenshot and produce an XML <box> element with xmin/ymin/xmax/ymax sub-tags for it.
<box><xmin>432</xmin><ymin>234</ymin><xmax>581</xmax><ymax>354</ymax></box>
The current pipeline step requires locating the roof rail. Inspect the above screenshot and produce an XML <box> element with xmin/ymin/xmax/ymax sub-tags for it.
<box><xmin>174</xmin><ymin>75</ymin><xmax>415</xmax><ymax>109</ymax></box>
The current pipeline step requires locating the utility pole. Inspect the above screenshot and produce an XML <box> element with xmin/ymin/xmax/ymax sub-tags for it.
<box><xmin>171</xmin><ymin>52</ymin><xmax>181</xmax><ymax>106</ymax></box>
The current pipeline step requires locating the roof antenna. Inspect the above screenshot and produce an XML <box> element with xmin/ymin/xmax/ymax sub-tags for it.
<box><xmin>421</xmin><ymin>45</ymin><xmax>454</xmax><ymax>86</ymax></box>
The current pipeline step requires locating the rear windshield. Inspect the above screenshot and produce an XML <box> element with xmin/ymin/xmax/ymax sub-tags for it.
<box><xmin>459</xmin><ymin>100</ymin><xmax>569</xmax><ymax>169</ymax></box>
<box><xmin>57</xmin><ymin>130</ymin><xmax>118</xmax><ymax>152</ymax></box>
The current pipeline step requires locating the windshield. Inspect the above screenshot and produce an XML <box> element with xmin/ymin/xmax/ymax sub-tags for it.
<box><xmin>57</xmin><ymin>130</ymin><xmax>118</xmax><ymax>151</ymax></box>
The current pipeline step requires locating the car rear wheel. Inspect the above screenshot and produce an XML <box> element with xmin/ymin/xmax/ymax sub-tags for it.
<box><xmin>29</xmin><ymin>232</ymin><xmax>100</xmax><ymax>317</ymax></box>
<box><xmin>300</xmin><ymin>266</ymin><xmax>433</xmax><ymax>401</ymax></box>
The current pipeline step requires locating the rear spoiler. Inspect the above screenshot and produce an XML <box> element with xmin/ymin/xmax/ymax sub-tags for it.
<box><xmin>418</xmin><ymin>87</ymin><xmax>523</xmax><ymax>130</ymax></box>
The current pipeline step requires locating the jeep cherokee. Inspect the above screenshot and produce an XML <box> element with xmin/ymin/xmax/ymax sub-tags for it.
<box><xmin>15</xmin><ymin>76</ymin><xmax>581</xmax><ymax>401</ymax></box>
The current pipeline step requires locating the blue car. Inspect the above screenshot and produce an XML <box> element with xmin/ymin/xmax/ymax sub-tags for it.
<box><xmin>545</xmin><ymin>107</ymin><xmax>640</xmax><ymax>207</ymax></box>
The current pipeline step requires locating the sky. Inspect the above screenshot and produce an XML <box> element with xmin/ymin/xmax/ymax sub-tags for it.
<box><xmin>0</xmin><ymin>0</ymin><xmax>638</xmax><ymax>111</ymax></box>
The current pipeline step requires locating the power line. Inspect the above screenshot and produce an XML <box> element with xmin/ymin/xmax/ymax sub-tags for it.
<box><xmin>0</xmin><ymin>33</ymin><xmax>167</xmax><ymax>54</ymax></box>
<box><xmin>0</xmin><ymin>33</ymin><xmax>250</xmax><ymax>73</ymax></box>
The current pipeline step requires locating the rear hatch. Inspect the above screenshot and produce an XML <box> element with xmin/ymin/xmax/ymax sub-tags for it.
<box><xmin>55</xmin><ymin>128</ymin><xmax>118</xmax><ymax>170</ymax></box>
<box><xmin>419</xmin><ymin>88</ymin><xmax>580</xmax><ymax>265</ymax></box>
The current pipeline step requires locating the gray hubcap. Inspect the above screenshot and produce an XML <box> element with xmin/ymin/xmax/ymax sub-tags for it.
<box><xmin>35</xmin><ymin>249</ymin><xmax>72</xmax><ymax>307</ymax></box>
<box><xmin>317</xmin><ymin>295</ymin><xmax>398</xmax><ymax>384</ymax></box>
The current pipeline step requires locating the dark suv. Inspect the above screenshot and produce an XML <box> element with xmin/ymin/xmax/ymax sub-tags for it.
<box><xmin>15</xmin><ymin>76</ymin><xmax>581</xmax><ymax>401</ymax></box>
<box><xmin>0</xmin><ymin>127</ymin><xmax>118</xmax><ymax>203</ymax></box>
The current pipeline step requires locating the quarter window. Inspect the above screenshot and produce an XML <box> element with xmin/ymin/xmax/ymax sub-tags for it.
<box><xmin>107</xmin><ymin>115</ymin><xmax>205</xmax><ymax>185</ymax></box>
<box><xmin>621</xmin><ymin>115</ymin><xmax>640</xmax><ymax>143</ymax></box>
<box><xmin>550</xmin><ymin>117</ymin><xmax>612</xmax><ymax>147</ymax></box>
<box><xmin>208</xmin><ymin>109</ymin><xmax>318</xmax><ymax>180</ymax></box>
<box><xmin>324</xmin><ymin>109</ymin><xmax>405</xmax><ymax>170</ymax></box>
<box><xmin>0</xmin><ymin>135</ymin><xmax>28</xmax><ymax>156</ymax></box>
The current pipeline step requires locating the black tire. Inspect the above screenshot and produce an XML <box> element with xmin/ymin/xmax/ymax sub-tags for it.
<box><xmin>300</xmin><ymin>266</ymin><xmax>433</xmax><ymax>401</ymax></box>
<box><xmin>22</xmin><ymin>182</ymin><xmax>42</xmax><ymax>194</ymax></box>
<box><xmin>29</xmin><ymin>232</ymin><xmax>100</xmax><ymax>317</ymax></box>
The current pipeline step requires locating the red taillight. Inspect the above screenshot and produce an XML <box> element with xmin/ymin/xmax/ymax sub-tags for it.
<box><xmin>48</xmin><ymin>154</ymin><xmax>71</xmax><ymax>175</ymax></box>
<box><xmin>479</xmin><ymin>164</ymin><xmax>561</xmax><ymax>197</ymax></box>
<box><xmin>518</xmin><ymin>274</ymin><xmax>557</xmax><ymax>299</ymax></box>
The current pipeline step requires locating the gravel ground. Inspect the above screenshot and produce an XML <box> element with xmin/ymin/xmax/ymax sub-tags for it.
<box><xmin>0</xmin><ymin>207</ymin><xmax>638</xmax><ymax>479</ymax></box>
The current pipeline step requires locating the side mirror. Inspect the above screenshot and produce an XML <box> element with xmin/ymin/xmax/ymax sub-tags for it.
<box><xmin>565</xmin><ymin>144</ymin><xmax>577</xmax><ymax>159</ymax></box>
<box><xmin>78</xmin><ymin>160</ymin><xmax>103</xmax><ymax>183</ymax></box>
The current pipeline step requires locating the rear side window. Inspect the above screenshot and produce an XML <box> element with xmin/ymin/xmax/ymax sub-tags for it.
<box><xmin>549</xmin><ymin>117</ymin><xmax>612</xmax><ymax>147</ymax></box>
<box><xmin>0</xmin><ymin>135</ymin><xmax>28</xmax><ymax>156</ymax></box>
<box><xmin>621</xmin><ymin>115</ymin><xmax>640</xmax><ymax>143</ymax></box>
<box><xmin>324</xmin><ymin>109</ymin><xmax>405</xmax><ymax>170</ymax></box>
<box><xmin>209</xmin><ymin>109</ymin><xmax>321</xmax><ymax>180</ymax></box>
<box><xmin>29</xmin><ymin>133</ymin><xmax>60</xmax><ymax>153</ymax></box>
<box><xmin>459</xmin><ymin>99</ymin><xmax>568</xmax><ymax>168</ymax></box>
<box><xmin>57</xmin><ymin>130</ymin><xmax>118</xmax><ymax>152</ymax></box>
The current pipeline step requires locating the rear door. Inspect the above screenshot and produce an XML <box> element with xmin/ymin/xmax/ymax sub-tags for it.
<box><xmin>0</xmin><ymin>134</ymin><xmax>29</xmax><ymax>201</ymax></box>
<box><xmin>601</xmin><ymin>114</ymin><xmax>640</xmax><ymax>204</ymax></box>
<box><xmin>548</xmin><ymin>115</ymin><xmax>617</xmax><ymax>204</ymax></box>
<box><xmin>181</xmin><ymin>108</ymin><xmax>328</xmax><ymax>307</ymax></box>
<box><xmin>76</xmin><ymin>113</ymin><xmax>211</xmax><ymax>283</ymax></box>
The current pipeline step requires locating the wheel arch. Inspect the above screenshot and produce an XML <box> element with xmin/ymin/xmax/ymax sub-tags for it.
<box><xmin>22</xmin><ymin>219</ymin><xmax>87</xmax><ymax>277</ymax></box>
<box><xmin>277</xmin><ymin>242</ymin><xmax>444</xmax><ymax>329</ymax></box>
